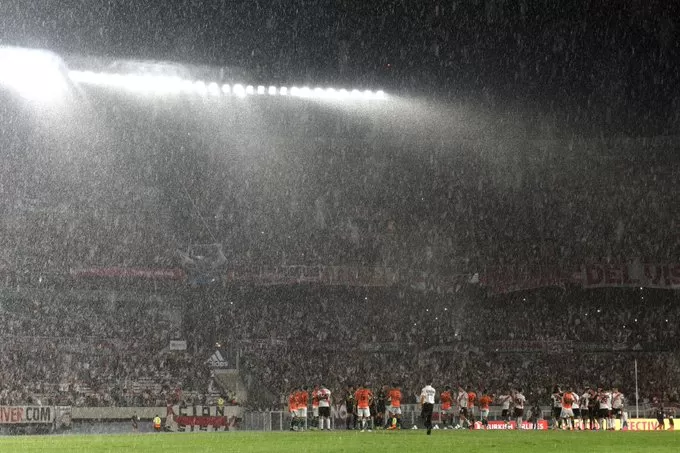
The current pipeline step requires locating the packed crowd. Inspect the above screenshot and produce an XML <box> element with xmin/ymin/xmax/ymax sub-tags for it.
<box><xmin>195</xmin><ymin>285</ymin><xmax>680</xmax><ymax>410</ymax></box>
<box><xmin>192</xmin><ymin>285</ymin><xmax>460</xmax><ymax>347</ymax></box>
<box><xmin>0</xmin><ymin>279</ymin><xmax>677</xmax><ymax>410</ymax></box>
<box><xmin>0</xmin><ymin>294</ymin><xmax>213</xmax><ymax>407</ymax></box>
<box><xmin>468</xmin><ymin>287</ymin><xmax>680</xmax><ymax>346</ymax></box>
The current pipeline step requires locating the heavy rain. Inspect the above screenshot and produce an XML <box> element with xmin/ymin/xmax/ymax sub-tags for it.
<box><xmin>0</xmin><ymin>1</ymin><xmax>678</xmax><ymax>451</ymax></box>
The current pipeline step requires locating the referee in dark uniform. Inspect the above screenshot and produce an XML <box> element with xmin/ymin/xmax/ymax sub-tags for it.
<box><xmin>420</xmin><ymin>381</ymin><xmax>436</xmax><ymax>435</ymax></box>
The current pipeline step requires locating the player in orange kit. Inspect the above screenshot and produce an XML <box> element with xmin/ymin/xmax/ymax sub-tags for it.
<box><xmin>561</xmin><ymin>387</ymin><xmax>576</xmax><ymax>430</ymax></box>
<box><xmin>296</xmin><ymin>386</ymin><xmax>309</xmax><ymax>431</ymax></box>
<box><xmin>466</xmin><ymin>386</ymin><xmax>477</xmax><ymax>429</ymax></box>
<box><xmin>478</xmin><ymin>390</ymin><xmax>494</xmax><ymax>429</ymax></box>
<box><xmin>387</xmin><ymin>384</ymin><xmax>403</xmax><ymax>429</ymax></box>
<box><xmin>311</xmin><ymin>385</ymin><xmax>320</xmax><ymax>430</ymax></box>
<box><xmin>440</xmin><ymin>386</ymin><xmax>454</xmax><ymax>429</ymax></box>
<box><xmin>289</xmin><ymin>388</ymin><xmax>299</xmax><ymax>431</ymax></box>
<box><xmin>354</xmin><ymin>384</ymin><xmax>373</xmax><ymax>432</ymax></box>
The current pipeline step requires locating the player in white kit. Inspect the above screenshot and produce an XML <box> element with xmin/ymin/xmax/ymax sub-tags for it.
<box><xmin>498</xmin><ymin>391</ymin><xmax>513</xmax><ymax>428</ymax></box>
<box><xmin>318</xmin><ymin>385</ymin><xmax>332</xmax><ymax>430</ymax></box>
<box><xmin>513</xmin><ymin>389</ymin><xmax>527</xmax><ymax>429</ymax></box>
<box><xmin>420</xmin><ymin>382</ymin><xmax>436</xmax><ymax>435</ymax></box>
<box><xmin>572</xmin><ymin>391</ymin><xmax>582</xmax><ymax>430</ymax></box>
<box><xmin>598</xmin><ymin>388</ymin><xmax>612</xmax><ymax>430</ymax></box>
<box><xmin>611</xmin><ymin>387</ymin><xmax>624</xmax><ymax>431</ymax></box>
<box><xmin>457</xmin><ymin>386</ymin><xmax>470</xmax><ymax>429</ymax></box>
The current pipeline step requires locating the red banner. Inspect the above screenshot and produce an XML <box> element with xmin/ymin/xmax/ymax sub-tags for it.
<box><xmin>473</xmin><ymin>420</ymin><xmax>548</xmax><ymax>430</ymax></box>
<box><xmin>175</xmin><ymin>416</ymin><xmax>228</xmax><ymax>427</ymax></box>
<box><xmin>70</xmin><ymin>267</ymin><xmax>186</xmax><ymax>280</ymax></box>
<box><xmin>0</xmin><ymin>406</ymin><xmax>55</xmax><ymax>424</ymax></box>
<box><xmin>168</xmin><ymin>405</ymin><xmax>235</xmax><ymax>431</ymax></box>
<box><xmin>479</xmin><ymin>266</ymin><xmax>578</xmax><ymax>294</ymax></box>
<box><xmin>583</xmin><ymin>263</ymin><xmax>680</xmax><ymax>289</ymax></box>
<box><xmin>479</xmin><ymin>262</ymin><xmax>680</xmax><ymax>294</ymax></box>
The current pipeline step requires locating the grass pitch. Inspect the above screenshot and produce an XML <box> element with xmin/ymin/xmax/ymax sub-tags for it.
<box><xmin>0</xmin><ymin>430</ymin><xmax>677</xmax><ymax>453</ymax></box>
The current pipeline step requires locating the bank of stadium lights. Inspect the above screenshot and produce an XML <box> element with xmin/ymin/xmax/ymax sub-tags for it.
<box><xmin>67</xmin><ymin>70</ymin><xmax>387</xmax><ymax>101</ymax></box>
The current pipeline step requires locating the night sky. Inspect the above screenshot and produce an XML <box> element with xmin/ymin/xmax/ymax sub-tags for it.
<box><xmin>1</xmin><ymin>1</ymin><xmax>679</xmax><ymax>135</ymax></box>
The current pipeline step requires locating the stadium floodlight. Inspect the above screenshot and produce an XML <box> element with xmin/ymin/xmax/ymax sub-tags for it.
<box><xmin>68</xmin><ymin>70</ymin><xmax>96</xmax><ymax>84</ymax></box>
<box><xmin>221</xmin><ymin>84</ymin><xmax>231</xmax><ymax>95</ymax></box>
<box><xmin>95</xmin><ymin>73</ymin><xmax>110</xmax><ymax>87</ymax></box>
<box><xmin>180</xmin><ymin>79</ymin><xmax>194</xmax><ymax>93</ymax></box>
<box><xmin>245</xmin><ymin>85</ymin><xmax>255</xmax><ymax>95</ymax></box>
<box><xmin>167</xmin><ymin>76</ymin><xmax>184</xmax><ymax>94</ymax></box>
<box><xmin>257</xmin><ymin>85</ymin><xmax>265</xmax><ymax>95</ymax></box>
<box><xmin>279</xmin><ymin>86</ymin><xmax>288</xmax><ymax>96</ymax></box>
<box><xmin>313</xmin><ymin>87</ymin><xmax>325</xmax><ymax>98</ymax></box>
<box><xmin>268</xmin><ymin>86</ymin><xmax>277</xmax><ymax>95</ymax></box>
<box><xmin>207</xmin><ymin>82</ymin><xmax>221</xmax><ymax>96</ymax></box>
<box><xmin>103</xmin><ymin>73</ymin><xmax>123</xmax><ymax>88</ymax></box>
<box><xmin>193</xmin><ymin>80</ymin><xmax>208</xmax><ymax>96</ymax></box>
<box><xmin>96</xmin><ymin>72</ymin><xmax>119</xmax><ymax>87</ymax></box>
<box><xmin>233</xmin><ymin>84</ymin><xmax>246</xmax><ymax>97</ymax></box>
<box><xmin>0</xmin><ymin>46</ymin><xmax>70</xmax><ymax>102</ymax></box>
<box><xmin>290</xmin><ymin>86</ymin><xmax>312</xmax><ymax>98</ymax></box>
<box><xmin>127</xmin><ymin>74</ymin><xmax>154</xmax><ymax>93</ymax></box>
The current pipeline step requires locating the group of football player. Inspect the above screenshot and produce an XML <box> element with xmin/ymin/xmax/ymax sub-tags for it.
<box><xmin>549</xmin><ymin>386</ymin><xmax>628</xmax><ymax>430</ymax></box>
<box><xmin>438</xmin><ymin>386</ymin><xmax>528</xmax><ymax>430</ymax></box>
<box><xmin>286</xmin><ymin>383</ymin><xmax>674</xmax><ymax>432</ymax></box>
<box><xmin>287</xmin><ymin>383</ymin><xmax>409</xmax><ymax>431</ymax></box>
<box><xmin>287</xmin><ymin>385</ymin><xmax>333</xmax><ymax>431</ymax></box>
<box><xmin>287</xmin><ymin>384</ymin><xmax>528</xmax><ymax>431</ymax></box>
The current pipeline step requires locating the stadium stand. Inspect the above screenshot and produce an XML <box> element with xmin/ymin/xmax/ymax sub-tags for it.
<box><xmin>1</xmin><ymin>68</ymin><xmax>678</xmax><ymax>413</ymax></box>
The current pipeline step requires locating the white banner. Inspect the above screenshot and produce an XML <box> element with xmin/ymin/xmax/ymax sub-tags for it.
<box><xmin>170</xmin><ymin>340</ymin><xmax>187</xmax><ymax>351</ymax></box>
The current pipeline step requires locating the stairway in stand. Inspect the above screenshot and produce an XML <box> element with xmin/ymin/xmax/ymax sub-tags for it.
<box><xmin>213</xmin><ymin>369</ymin><xmax>248</xmax><ymax>404</ymax></box>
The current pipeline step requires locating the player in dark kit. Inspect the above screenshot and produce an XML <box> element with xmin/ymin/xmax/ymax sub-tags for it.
<box><xmin>369</xmin><ymin>388</ymin><xmax>378</xmax><ymax>430</ymax></box>
<box><xmin>587</xmin><ymin>388</ymin><xmax>598</xmax><ymax>430</ymax></box>
<box><xmin>655</xmin><ymin>401</ymin><xmax>666</xmax><ymax>430</ymax></box>
<box><xmin>550</xmin><ymin>385</ymin><xmax>562</xmax><ymax>429</ymax></box>
<box><xmin>375</xmin><ymin>385</ymin><xmax>387</xmax><ymax>429</ymax></box>
<box><xmin>131</xmin><ymin>413</ymin><xmax>140</xmax><ymax>432</ymax></box>
<box><xmin>345</xmin><ymin>385</ymin><xmax>356</xmax><ymax>430</ymax></box>
<box><xmin>529</xmin><ymin>401</ymin><xmax>542</xmax><ymax>430</ymax></box>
